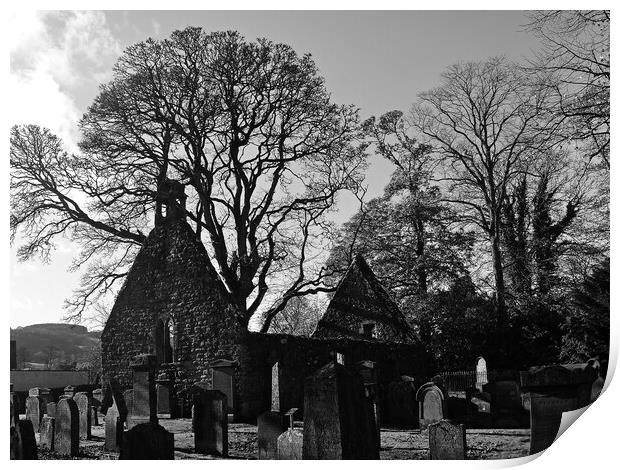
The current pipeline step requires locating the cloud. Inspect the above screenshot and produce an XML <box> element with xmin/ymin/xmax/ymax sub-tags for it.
<box><xmin>9</xmin><ymin>11</ymin><xmax>121</xmax><ymax>151</ymax></box>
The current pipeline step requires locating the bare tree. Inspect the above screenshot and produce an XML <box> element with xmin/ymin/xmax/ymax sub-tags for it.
<box><xmin>10</xmin><ymin>29</ymin><xmax>367</xmax><ymax>331</ymax></box>
<box><xmin>526</xmin><ymin>10</ymin><xmax>610</xmax><ymax>168</ymax></box>
<box><xmin>410</xmin><ymin>57</ymin><xmax>558</xmax><ymax>327</ymax></box>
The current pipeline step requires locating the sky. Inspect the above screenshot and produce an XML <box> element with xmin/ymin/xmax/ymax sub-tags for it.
<box><xmin>8</xmin><ymin>10</ymin><xmax>543</xmax><ymax>329</ymax></box>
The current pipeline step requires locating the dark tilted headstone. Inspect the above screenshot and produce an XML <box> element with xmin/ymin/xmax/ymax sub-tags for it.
<box><xmin>102</xmin><ymin>378</ymin><xmax>128</xmax><ymax>452</ymax></box>
<box><xmin>520</xmin><ymin>362</ymin><xmax>598</xmax><ymax>455</ymax></box>
<box><xmin>54</xmin><ymin>397</ymin><xmax>79</xmax><ymax>457</ymax></box>
<box><xmin>128</xmin><ymin>354</ymin><xmax>157</xmax><ymax>429</ymax></box>
<box><xmin>124</xmin><ymin>389</ymin><xmax>134</xmax><ymax>425</ymax></box>
<box><xmin>192</xmin><ymin>387</ymin><xmax>228</xmax><ymax>456</ymax></box>
<box><xmin>17</xmin><ymin>419</ymin><xmax>38</xmax><ymax>459</ymax></box>
<box><xmin>385</xmin><ymin>377</ymin><xmax>417</xmax><ymax>426</ymax></box>
<box><xmin>47</xmin><ymin>402</ymin><xmax>57</xmax><ymax>419</ymax></box>
<box><xmin>64</xmin><ymin>385</ymin><xmax>76</xmax><ymax>398</ymax></box>
<box><xmin>25</xmin><ymin>396</ymin><xmax>45</xmax><ymax>432</ymax></box>
<box><xmin>40</xmin><ymin>416</ymin><xmax>55</xmax><ymax>451</ymax></box>
<box><xmin>75</xmin><ymin>392</ymin><xmax>92</xmax><ymax>440</ymax></box>
<box><xmin>119</xmin><ymin>422</ymin><xmax>174</xmax><ymax>460</ymax></box>
<box><xmin>429</xmin><ymin>419</ymin><xmax>466</xmax><ymax>460</ymax></box>
<box><xmin>303</xmin><ymin>362</ymin><xmax>379</xmax><ymax>459</ymax></box>
<box><xmin>416</xmin><ymin>382</ymin><xmax>448</xmax><ymax>430</ymax></box>
<box><xmin>353</xmin><ymin>360</ymin><xmax>381</xmax><ymax>442</ymax></box>
<box><xmin>258</xmin><ymin>411</ymin><xmax>286</xmax><ymax>459</ymax></box>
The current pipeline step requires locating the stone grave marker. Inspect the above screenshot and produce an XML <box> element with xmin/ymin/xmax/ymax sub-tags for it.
<box><xmin>277</xmin><ymin>408</ymin><xmax>302</xmax><ymax>460</ymax></box>
<box><xmin>128</xmin><ymin>353</ymin><xmax>157</xmax><ymax>428</ymax></box>
<box><xmin>102</xmin><ymin>379</ymin><xmax>128</xmax><ymax>452</ymax></box>
<box><xmin>40</xmin><ymin>416</ymin><xmax>55</xmax><ymax>451</ymax></box>
<box><xmin>124</xmin><ymin>389</ymin><xmax>134</xmax><ymax>424</ymax></box>
<box><xmin>119</xmin><ymin>422</ymin><xmax>174</xmax><ymax>460</ymax></box>
<box><xmin>416</xmin><ymin>382</ymin><xmax>448</xmax><ymax>430</ymax></box>
<box><xmin>25</xmin><ymin>395</ymin><xmax>45</xmax><ymax>432</ymax></box>
<box><xmin>54</xmin><ymin>397</ymin><xmax>79</xmax><ymax>457</ymax></box>
<box><xmin>16</xmin><ymin>419</ymin><xmax>38</xmax><ymax>460</ymax></box>
<box><xmin>271</xmin><ymin>362</ymin><xmax>280</xmax><ymax>412</ymax></box>
<box><xmin>520</xmin><ymin>362</ymin><xmax>598</xmax><ymax>455</ymax></box>
<box><xmin>303</xmin><ymin>362</ymin><xmax>379</xmax><ymax>459</ymax></box>
<box><xmin>47</xmin><ymin>402</ymin><xmax>57</xmax><ymax>419</ymax></box>
<box><xmin>258</xmin><ymin>410</ymin><xmax>286</xmax><ymax>459</ymax></box>
<box><xmin>384</xmin><ymin>377</ymin><xmax>417</xmax><ymax>426</ymax></box>
<box><xmin>192</xmin><ymin>387</ymin><xmax>228</xmax><ymax>456</ymax></box>
<box><xmin>354</xmin><ymin>360</ymin><xmax>381</xmax><ymax>442</ymax></box>
<box><xmin>210</xmin><ymin>359</ymin><xmax>236</xmax><ymax>412</ymax></box>
<box><xmin>29</xmin><ymin>387</ymin><xmax>51</xmax><ymax>409</ymax></box>
<box><xmin>475</xmin><ymin>357</ymin><xmax>488</xmax><ymax>392</ymax></box>
<box><xmin>428</xmin><ymin>419</ymin><xmax>466</xmax><ymax>460</ymax></box>
<box><xmin>75</xmin><ymin>392</ymin><xmax>93</xmax><ymax>439</ymax></box>
<box><xmin>156</xmin><ymin>371</ymin><xmax>176</xmax><ymax>418</ymax></box>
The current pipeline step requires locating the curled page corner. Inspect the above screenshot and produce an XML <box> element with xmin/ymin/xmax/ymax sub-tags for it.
<box><xmin>555</xmin><ymin>405</ymin><xmax>590</xmax><ymax>443</ymax></box>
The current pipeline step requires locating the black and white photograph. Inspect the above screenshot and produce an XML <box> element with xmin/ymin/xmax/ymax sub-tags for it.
<box><xmin>8</xmin><ymin>4</ymin><xmax>612</xmax><ymax>462</ymax></box>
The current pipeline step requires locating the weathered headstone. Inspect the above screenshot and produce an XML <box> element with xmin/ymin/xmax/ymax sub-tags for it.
<box><xmin>210</xmin><ymin>359</ymin><xmax>236</xmax><ymax>412</ymax></box>
<box><xmin>92</xmin><ymin>388</ymin><xmax>103</xmax><ymax>424</ymax></box>
<box><xmin>29</xmin><ymin>387</ymin><xmax>51</xmax><ymax>410</ymax></box>
<box><xmin>384</xmin><ymin>377</ymin><xmax>417</xmax><ymax>426</ymax></box>
<box><xmin>303</xmin><ymin>362</ymin><xmax>379</xmax><ymax>459</ymax></box>
<box><xmin>119</xmin><ymin>422</ymin><xmax>174</xmax><ymax>460</ymax></box>
<box><xmin>128</xmin><ymin>354</ymin><xmax>157</xmax><ymax>429</ymax></box>
<box><xmin>258</xmin><ymin>410</ymin><xmax>286</xmax><ymax>459</ymax></box>
<box><xmin>277</xmin><ymin>408</ymin><xmax>303</xmax><ymax>460</ymax></box>
<box><xmin>124</xmin><ymin>389</ymin><xmax>134</xmax><ymax>424</ymax></box>
<box><xmin>25</xmin><ymin>395</ymin><xmax>45</xmax><ymax>432</ymax></box>
<box><xmin>277</xmin><ymin>429</ymin><xmax>303</xmax><ymax>460</ymax></box>
<box><xmin>75</xmin><ymin>392</ymin><xmax>93</xmax><ymax>439</ymax></box>
<box><xmin>416</xmin><ymin>382</ymin><xmax>448</xmax><ymax>430</ymax></box>
<box><xmin>47</xmin><ymin>402</ymin><xmax>57</xmax><ymax>419</ymax></box>
<box><xmin>17</xmin><ymin>419</ymin><xmax>38</xmax><ymax>459</ymax></box>
<box><xmin>192</xmin><ymin>387</ymin><xmax>228</xmax><ymax>456</ymax></box>
<box><xmin>271</xmin><ymin>362</ymin><xmax>280</xmax><ymax>412</ymax></box>
<box><xmin>520</xmin><ymin>362</ymin><xmax>598</xmax><ymax>455</ymax></box>
<box><xmin>429</xmin><ymin>419</ymin><xmax>466</xmax><ymax>460</ymax></box>
<box><xmin>475</xmin><ymin>357</ymin><xmax>488</xmax><ymax>392</ymax></box>
<box><xmin>54</xmin><ymin>397</ymin><xmax>79</xmax><ymax>457</ymax></box>
<box><xmin>40</xmin><ymin>416</ymin><xmax>55</xmax><ymax>451</ymax></box>
<box><xmin>102</xmin><ymin>378</ymin><xmax>128</xmax><ymax>452</ymax></box>
<box><xmin>156</xmin><ymin>372</ymin><xmax>176</xmax><ymax>418</ymax></box>
<box><xmin>354</xmin><ymin>360</ymin><xmax>381</xmax><ymax>441</ymax></box>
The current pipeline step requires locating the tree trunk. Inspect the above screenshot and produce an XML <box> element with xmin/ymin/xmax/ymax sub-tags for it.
<box><xmin>490</xmin><ymin>231</ymin><xmax>507</xmax><ymax>328</ymax></box>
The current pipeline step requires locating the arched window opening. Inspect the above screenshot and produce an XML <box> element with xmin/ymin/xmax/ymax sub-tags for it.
<box><xmin>155</xmin><ymin>317</ymin><xmax>176</xmax><ymax>364</ymax></box>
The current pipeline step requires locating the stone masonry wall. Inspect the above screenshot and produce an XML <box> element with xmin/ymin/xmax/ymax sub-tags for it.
<box><xmin>101</xmin><ymin>219</ymin><xmax>240</xmax><ymax>394</ymax></box>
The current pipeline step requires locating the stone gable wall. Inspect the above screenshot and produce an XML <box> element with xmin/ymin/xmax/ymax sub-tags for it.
<box><xmin>101</xmin><ymin>220</ymin><xmax>240</xmax><ymax>393</ymax></box>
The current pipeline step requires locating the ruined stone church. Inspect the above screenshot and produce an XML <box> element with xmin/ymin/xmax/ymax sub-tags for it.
<box><xmin>101</xmin><ymin>183</ymin><xmax>429</xmax><ymax>422</ymax></box>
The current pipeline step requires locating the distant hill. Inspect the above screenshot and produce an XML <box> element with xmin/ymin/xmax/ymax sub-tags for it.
<box><xmin>10</xmin><ymin>323</ymin><xmax>101</xmax><ymax>368</ymax></box>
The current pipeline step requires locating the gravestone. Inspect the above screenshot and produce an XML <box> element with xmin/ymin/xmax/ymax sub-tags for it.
<box><xmin>384</xmin><ymin>377</ymin><xmax>417</xmax><ymax>426</ymax></box>
<box><xmin>10</xmin><ymin>424</ymin><xmax>20</xmax><ymax>459</ymax></box>
<box><xmin>354</xmin><ymin>360</ymin><xmax>381</xmax><ymax>440</ymax></box>
<box><xmin>119</xmin><ymin>422</ymin><xmax>174</xmax><ymax>460</ymax></box>
<box><xmin>258</xmin><ymin>410</ymin><xmax>286</xmax><ymax>459</ymax></box>
<box><xmin>102</xmin><ymin>379</ymin><xmax>128</xmax><ymax>452</ymax></box>
<box><xmin>124</xmin><ymin>389</ymin><xmax>134</xmax><ymax>424</ymax></box>
<box><xmin>156</xmin><ymin>372</ymin><xmax>176</xmax><ymax>418</ymax></box>
<box><xmin>25</xmin><ymin>395</ymin><xmax>45</xmax><ymax>432</ymax></box>
<box><xmin>489</xmin><ymin>379</ymin><xmax>523</xmax><ymax>428</ymax></box>
<box><xmin>129</xmin><ymin>354</ymin><xmax>157</xmax><ymax>428</ymax></box>
<box><xmin>520</xmin><ymin>362</ymin><xmax>598</xmax><ymax>455</ymax></box>
<box><xmin>192</xmin><ymin>387</ymin><xmax>228</xmax><ymax>456</ymax></box>
<box><xmin>211</xmin><ymin>359</ymin><xmax>236</xmax><ymax>412</ymax></box>
<box><xmin>17</xmin><ymin>419</ymin><xmax>38</xmax><ymax>459</ymax></box>
<box><xmin>277</xmin><ymin>408</ymin><xmax>303</xmax><ymax>460</ymax></box>
<box><xmin>54</xmin><ymin>398</ymin><xmax>79</xmax><ymax>457</ymax></box>
<box><xmin>271</xmin><ymin>362</ymin><xmax>280</xmax><ymax>412</ymax></box>
<box><xmin>429</xmin><ymin>419</ymin><xmax>466</xmax><ymax>460</ymax></box>
<box><xmin>416</xmin><ymin>382</ymin><xmax>448</xmax><ymax>430</ymax></box>
<box><xmin>40</xmin><ymin>416</ymin><xmax>55</xmax><ymax>451</ymax></box>
<box><xmin>75</xmin><ymin>392</ymin><xmax>92</xmax><ymax>439</ymax></box>
<box><xmin>29</xmin><ymin>387</ymin><xmax>51</xmax><ymax>410</ymax></box>
<box><xmin>475</xmin><ymin>357</ymin><xmax>488</xmax><ymax>392</ymax></box>
<box><xmin>47</xmin><ymin>402</ymin><xmax>57</xmax><ymax>419</ymax></box>
<box><xmin>303</xmin><ymin>362</ymin><xmax>379</xmax><ymax>459</ymax></box>
<box><xmin>11</xmin><ymin>386</ymin><xmax>19</xmax><ymax>428</ymax></box>
<box><xmin>92</xmin><ymin>388</ymin><xmax>103</xmax><ymax>424</ymax></box>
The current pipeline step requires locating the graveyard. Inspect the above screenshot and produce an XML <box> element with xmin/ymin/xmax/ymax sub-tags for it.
<box><xmin>9</xmin><ymin>10</ymin><xmax>609</xmax><ymax>462</ymax></box>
